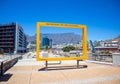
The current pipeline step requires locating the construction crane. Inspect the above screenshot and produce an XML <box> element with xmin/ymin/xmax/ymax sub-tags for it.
<box><xmin>90</xmin><ymin>40</ymin><xmax>96</xmax><ymax>53</ymax></box>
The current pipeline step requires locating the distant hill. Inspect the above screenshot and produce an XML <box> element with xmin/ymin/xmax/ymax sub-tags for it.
<box><xmin>106</xmin><ymin>35</ymin><xmax>120</xmax><ymax>42</ymax></box>
<box><xmin>26</xmin><ymin>33</ymin><xmax>81</xmax><ymax>44</ymax></box>
<box><xmin>26</xmin><ymin>35</ymin><xmax>35</xmax><ymax>43</ymax></box>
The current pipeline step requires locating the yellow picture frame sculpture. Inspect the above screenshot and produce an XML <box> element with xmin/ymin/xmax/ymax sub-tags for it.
<box><xmin>36</xmin><ymin>22</ymin><xmax>87</xmax><ymax>61</ymax></box>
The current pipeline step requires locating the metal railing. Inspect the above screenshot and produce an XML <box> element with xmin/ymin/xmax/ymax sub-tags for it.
<box><xmin>88</xmin><ymin>53</ymin><xmax>113</xmax><ymax>63</ymax></box>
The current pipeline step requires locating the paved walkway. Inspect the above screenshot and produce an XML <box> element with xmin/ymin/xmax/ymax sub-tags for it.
<box><xmin>0</xmin><ymin>59</ymin><xmax>120</xmax><ymax>84</ymax></box>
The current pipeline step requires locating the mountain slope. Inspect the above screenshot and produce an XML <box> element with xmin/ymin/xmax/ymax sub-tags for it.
<box><xmin>26</xmin><ymin>33</ymin><xmax>81</xmax><ymax>44</ymax></box>
<box><xmin>106</xmin><ymin>35</ymin><xmax>120</xmax><ymax>42</ymax></box>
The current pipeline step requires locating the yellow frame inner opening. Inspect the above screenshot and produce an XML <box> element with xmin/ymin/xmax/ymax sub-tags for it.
<box><xmin>36</xmin><ymin>22</ymin><xmax>87</xmax><ymax>61</ymax></box>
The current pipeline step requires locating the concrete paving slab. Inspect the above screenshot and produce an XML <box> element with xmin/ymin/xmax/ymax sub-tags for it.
<box><xmin>0</xmin><ymin>59</ymin><xmax>120</xmax><ymax>84</ymax></box>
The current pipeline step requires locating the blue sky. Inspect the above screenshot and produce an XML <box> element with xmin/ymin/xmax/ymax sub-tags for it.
<box><xmin>0</xmin><ymin>0</ymin><xmax>120</xmax><ymax>41</ymax></box>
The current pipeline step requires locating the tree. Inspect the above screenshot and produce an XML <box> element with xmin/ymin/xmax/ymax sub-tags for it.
<box><xmin>62</xmin><ymin>46</ymin><xmax>75</xmax><ymax>52</ymax></box>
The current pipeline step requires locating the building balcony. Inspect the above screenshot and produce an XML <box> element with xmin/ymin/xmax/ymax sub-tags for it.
<box><xmin>0</xmin><ymin>42</ymin><xmax>13</xmax><ymax>44</ymax></box>
<box><xmin>0</xmin><ymin>27</ymin><xmax>13</xmax><ymax>29</ymax></box>
<box><xmin>0</xmin><ymin>31</ymin><xmax>14</xmax><ymax>33</ymax></box>
<box><xmin>0</xmin><ymin>45</ymin><xmax>14</xmax><ymax>47</ymax></box>
<box><xmin>0</xmin><ymin>38</ymin><xmax>14</xmax><ymax>40</ymax></box>
<box><xmin>0</xmin><ymin>35</ymin><xmax>14</xmax><ymax>37</ymax></box>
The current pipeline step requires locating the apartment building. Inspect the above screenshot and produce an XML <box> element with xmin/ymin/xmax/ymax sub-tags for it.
<box><xmin>0</xmin><ymin>22</ymin><xmax>27</xmax><ymax>54</ymax></box>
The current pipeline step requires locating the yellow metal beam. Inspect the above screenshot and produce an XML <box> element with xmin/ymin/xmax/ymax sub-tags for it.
<box><xmin>36</xmin><ymin>22</ymin><xmax>40</xmax><ymax>61</ymax></box>
<box><xmin>37</xmin><ymin>22</ymin><xmax>86</xmax><ymax>29</ymax></box>
<box><xmin>36</xmin><ymin>56</ymin><xmax>86</xmax><ymax>61</ymax></box>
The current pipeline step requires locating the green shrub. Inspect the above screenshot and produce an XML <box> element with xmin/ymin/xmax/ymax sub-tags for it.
<box><xmin>62</xmin><ymin>46</ymin><xmax>75</xmax><ymax>52</ymax></box>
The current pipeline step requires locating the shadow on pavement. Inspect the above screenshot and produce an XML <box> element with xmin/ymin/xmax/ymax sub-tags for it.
<box><xmin>0</xmin><ymin>73</ymin><xmax>12</xmax><ymax>82</ymax></box>
<box><xmin>38</xmin><ymin>65</ymin><xmax>87</xmax><ymax>71</ymax></box>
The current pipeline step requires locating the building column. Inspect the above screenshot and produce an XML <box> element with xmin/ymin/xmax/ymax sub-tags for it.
<box><xmin>14</xmin><ymin>23</ymin><xmax>18</xmax><ymax>54</ymax></box>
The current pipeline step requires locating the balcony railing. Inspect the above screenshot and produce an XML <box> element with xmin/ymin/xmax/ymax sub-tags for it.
<box><xmin>0</xmin><ymin>31</ymin><xmax>14</xmax><ymax>33</ymax></box>
<box><xmin>0</xmin><ymin>45</ymin><xmax>14</xmax><ymax>47</ymax></box>
<box><xmin>0</xmin><ymin>34</ymin><xmax>14</xmax><ymax>37</ymax></box>
<box><xmin>0</xmin><ymin>42</ymin><xmax>13</xmax><ymax>44</ymax></box>
<box><xmin>0</xmin><ymin>38</ymin><xmax>14</xmax><ymax>40</ymax></box>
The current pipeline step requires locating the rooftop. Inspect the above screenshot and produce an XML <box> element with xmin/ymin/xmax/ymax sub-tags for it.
<box><xmin>95</xmin><ymin>46</ymin><xmax>118</xmax><ymax>49</ymax></box>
